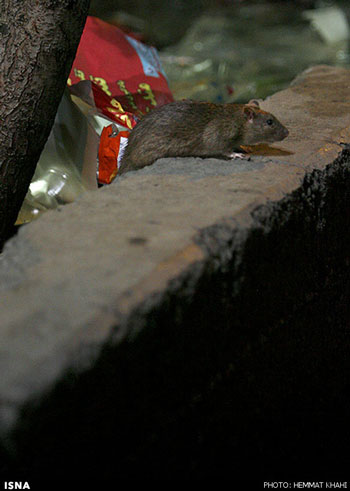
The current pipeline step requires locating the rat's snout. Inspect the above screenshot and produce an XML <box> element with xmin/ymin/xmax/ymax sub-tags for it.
<box><xmin>282</xmin><ymin>126</ymin><xmax>289</xmax><ymax>139</ymax></box>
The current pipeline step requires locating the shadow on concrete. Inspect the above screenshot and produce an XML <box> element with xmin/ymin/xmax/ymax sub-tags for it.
<box><xmin>1</xmin><ymin>151</ymin><xmax>350</xmax><ymax>481</ymax></box>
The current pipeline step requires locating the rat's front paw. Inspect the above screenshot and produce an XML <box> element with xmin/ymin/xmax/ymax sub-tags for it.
<box><xmin>228</xmin><ymin>152</ymin><xmax>250</xmax><ymax>160</ymax></box>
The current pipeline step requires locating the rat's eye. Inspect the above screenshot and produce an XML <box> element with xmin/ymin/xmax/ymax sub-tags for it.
<box><xmin>266</xmin><ymin>119</ymin><xmax>274</xmax><ymax>126</ymax></box>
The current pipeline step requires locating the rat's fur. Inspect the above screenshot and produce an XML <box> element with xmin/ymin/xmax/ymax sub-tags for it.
<box><xmin>119</xmin><ymin>100</ymin><xmax>289</xmax><ymax>174</ymax></box>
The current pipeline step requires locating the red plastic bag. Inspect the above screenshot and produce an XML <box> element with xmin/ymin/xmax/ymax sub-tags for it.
<box><xmin>69</xmin><ymin>16</ymin><xmax>173</xmax><ymax>183</ymax></box>
<box><xmin>69</xmin><ymin>16</ymin><xmax>173</xmax><ymax>130</ymax></box>
<box><xmin>98</xmin><ymin>125</ymin><xmax>130</xmax><ymax>184</ymax></box>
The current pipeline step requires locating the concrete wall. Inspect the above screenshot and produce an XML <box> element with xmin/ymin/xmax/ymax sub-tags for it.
<box><xmin>1</xmin><ymin>65</ymin><xmax>350</xmax><ymax>479</ymax></box>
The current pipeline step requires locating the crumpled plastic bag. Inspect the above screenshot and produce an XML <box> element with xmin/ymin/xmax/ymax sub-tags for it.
<box><xmin>17</xmin><ymin>15</ymin><xmax>173</xmax><ymax>224</ymax></box>
<box><xmin>16</xmin><ymin>88</ymin><xmax>100</xmax><ymax>224</ymax></box>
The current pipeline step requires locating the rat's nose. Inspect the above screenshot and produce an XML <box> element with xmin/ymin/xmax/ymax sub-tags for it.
<box><xmin>283</xmin><ymin>127</ymin><xmax>289</xmax><ymax>138</ymax></box>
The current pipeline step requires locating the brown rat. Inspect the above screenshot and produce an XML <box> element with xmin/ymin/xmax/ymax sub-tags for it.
<box><xmin>118</xmin><ymin>100</ymin><xmax>289</xmax><ymax>174</ymax></box>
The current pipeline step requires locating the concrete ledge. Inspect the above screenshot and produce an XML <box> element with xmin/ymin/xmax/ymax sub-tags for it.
<box><xmin>1</xmin><ymin>65</ymin><xmax>350</xmax><ymax>478</ymax></box>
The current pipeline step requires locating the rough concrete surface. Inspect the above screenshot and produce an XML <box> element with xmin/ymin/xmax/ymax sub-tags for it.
<box><xmin>1</xmin><ymin>65</ymin><xmax>350</xmax><ymax>479</ymax></box>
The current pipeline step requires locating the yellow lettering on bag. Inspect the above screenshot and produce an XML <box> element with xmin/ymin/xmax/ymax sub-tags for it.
<box><xmin>138</xmin><ymin>83</ymin><xmax>157</xmax><ymax>106</ymax></box>
<box><xmin>119</xmin><ymin>114</ymin><xmax>133</xmax><ymax>129</ymax></box>
<box><xmin>90</xmin><ymin>76</ymin><xmax>112</xmax><ymax>96</ymax></box>
<box><xmin>117</xmin><ymin>80</ymin><xmax>138</xmax><ymax>110</ymax></box>
<box><xmin>109</xmin><ymin>98</ymin><xmax>126</xmax><ymax>113</ymax></box>
<box><xmin>74</xmin><ymin>69</ymin><xmax>85</xmax><ymax>81</ymax></box>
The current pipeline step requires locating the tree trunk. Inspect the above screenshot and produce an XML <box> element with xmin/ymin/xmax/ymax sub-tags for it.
<box><xmin>0</xmin><ymin>0</ymin><xmax>90</xmax><ymax>248</ymax></box>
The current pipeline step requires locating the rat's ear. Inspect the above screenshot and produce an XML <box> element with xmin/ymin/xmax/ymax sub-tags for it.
<box><xmin>248</xmin><ymin>99</ymin><xmax>260</xmax><ymax>108</ymax></box>
<box><xmin>243</xmin><ymin>106</ymin><xmax>256</xmax><ymax>122</ymax></box>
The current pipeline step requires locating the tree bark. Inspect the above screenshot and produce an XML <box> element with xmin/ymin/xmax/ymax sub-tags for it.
<box><xmin>0</xmin><ymin>0</ymin><xmax>90</xmax><ymax>248</ymax></box>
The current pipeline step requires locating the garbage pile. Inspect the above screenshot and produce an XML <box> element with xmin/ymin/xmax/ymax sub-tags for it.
<box><xmin>17</xmin><ymin>16</ymin><xmax>173</xmax><ymax>224</ymax></box>
<box><xmin>18</xmin><ymin>3</ymin><xmax>350</xmax><ymax>224</ymax></box>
